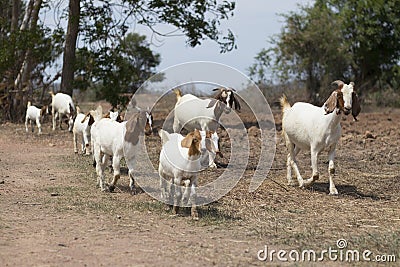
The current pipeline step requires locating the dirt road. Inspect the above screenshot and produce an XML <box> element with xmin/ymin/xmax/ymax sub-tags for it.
<box><xmin>1</xmin><ymin>108</ymin><xmax>399</xmax><ymax>266</ymax></box>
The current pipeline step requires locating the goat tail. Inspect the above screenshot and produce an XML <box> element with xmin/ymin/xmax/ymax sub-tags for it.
<box><xmin>173</xmin><ymin>88</ymin><xmax>182</xmax><ymax>101</ymax></box>
<box><xmin>280</xmin><ymin>94</ymin><xmax>291</xmax><ymax>114</ymax></box>
<box><xmin>27</xmin><ymin>101</ymin><xmax>31</xmax><ymax>108</ymax></box>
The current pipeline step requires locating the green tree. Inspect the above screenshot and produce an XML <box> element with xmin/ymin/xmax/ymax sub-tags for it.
<box><xmin>75</xmin><ymin>33</ymin><xmax>161</xmax><ymax>108</ymax></box>
<box><xmin>61</xmin><ymin>0</ymin><xmax>236</xmax><ymax>95</ymax></box>
<box><xmin>0</xmin><ymin>0</ymin><xmax>64</xmax><ymax>122</ymax></box>
<box><xmin>333</xmin><ymin>0</ymin><xmax>400</xmax><ymax>91</ymax></box>
<box><xmin>249</xmin><ymin>0</ymin><xmax>400</xmax><ymax>103</ymax></box>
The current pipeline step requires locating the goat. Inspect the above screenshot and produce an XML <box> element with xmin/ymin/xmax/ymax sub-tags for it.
<box><xmin>92</xmin><ymin>109</ymin><xmax>152</xmax><ymax>192</ymax></box>
<box><xmin>25</xmin><ymin>101</ymin><xmax>49</xmax><ymax>134</ymax></box>
<box><xmin>72</xmin><ymin>106</ymin><xmax>94</xmax><ymax>155</ymax></box>
<box><xmin>172</xmin><ymin>88</ymin><xmax>240</xmax><ymax>133</ymax></box>
<box><xmin>172</xmin><ymin>88</ymin><xmax>236</xmax><ymax>165</ymax></box>
<box><xmin>158</xmin><ymin>129</ymin><xmax>202</xmax><ymax>219</ymax></box>
<box><xmin>212</xmin><ymin>87</ymin><xmax>241</xmax><ymax>111</ymax></box>
<box><xmin>103</xmin><ymin>109</ymin><xmax>124</xmax><ymax>122</ymax></box>
<box><xmin>86</xmin><ymin>108</ymin><xmax>126</xmax><ymax>166</ymax></box>
<box><xmin>49</xmin><ymin>92</ymin><xmax>75</xmax><ymax>131</ymax></box>
<box><xmin>280</xmin><ymin>80</ymin><xmax>361</xmax><ymax>195</ymax></box>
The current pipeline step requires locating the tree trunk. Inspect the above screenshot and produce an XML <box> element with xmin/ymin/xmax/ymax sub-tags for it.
<box><xmin>14</xmin><ymin>0</ymin><xmax>34</xmax><ymax>90</ymax></box>
<box><xmin>13</xmin><ymin>0</ymin><xmax>42</xmax><ymax>122</ymax></box>
<box><xmin>61</xmin><ymin>0</ymin><xmax>80</xmax><ymax>95</ymax></box>
<box><xmin>11</xmin><ymin>0</ymin><xmax>20</xmax><ymax>32</ymax></box>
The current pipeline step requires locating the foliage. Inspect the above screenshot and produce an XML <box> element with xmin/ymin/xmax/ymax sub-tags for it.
<box><xmin>2</xmin><ymin>0</ymin><xmax>236</xmax><ymax>121</ymax></box>
<box><xmin>75</xmin><ymin>32</ymin><xmax>161</xmax><ymax>108</ymax></box>
<box><xmin>249</xmin><ymin>0</ymin><xmax>400</xmax><ymax>104</ymax></box>
<box><xmin>79</xmin><ymin>0</ymin><xmax>236</xmax><ymax>53</ymax></box>
<box><xmin>0</xmin><ymin>0</ymin><xmax>64</xmax><ymax>122</ymax></box>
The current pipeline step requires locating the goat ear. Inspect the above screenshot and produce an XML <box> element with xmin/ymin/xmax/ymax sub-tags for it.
<box><xmin>324</xmin><ymin>91</ymin><xmax>339</xmax><ymax>114</ymax></box>
<box><xmin>352</xmin><ymin>92</ymin><xmax>361</xmax><ymax>120</ymax></box>
<box><xmin>69</xmin><ymin>103</ymin><xmax>74</xmax><ymax>114</ymax></box>
<box><xmin>88</xmin><ymin>114</ymin><xmax>95</xmax><ymax>126</ymax></box>
<box><xmin>206</xmin><ymin>99</ymin><xmax>218</xmax><ymax>108</ymax></box>
<box><xmin>212</xmin><ymin>87</ymin><xmax>221</xmax><ymax>91</ymax></box>
<box><xmin>233</xmin><ymin>94</ymin><xmax>241</xmax><ymax>111</ymax></box>
<box><xmin>332</xmin><ymin>80</ymin><xmax>345</xmax><ymax>90</ymax></box>
<box><xmin>181</xmin><ymin>133</ymin><xmax>194</xmax><ymax>148</ymax></box>
<box><xmin>159</xmin><ymin>129</ymin><xmax>170</xmax><ymax>145</ymax></box>
<box><xmin>124</xmin><ymin>113</ymin><xmax>141</xmax><ymax>145</ymax></box>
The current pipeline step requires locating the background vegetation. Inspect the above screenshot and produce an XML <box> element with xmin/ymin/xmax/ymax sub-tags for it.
<box><xmin>0</xmin><ymin>0</ymin><xmax>235</xmax><ymax>121</ymax></box>
<box><xmin>1</xmin><ymin>0</ymin><xmax>400</xmax><ymax>122</ymax></box>
<box><xmin>249</xmin><ymin>0</ymin><xmax>400</xmax><ymax>106</ymax></box>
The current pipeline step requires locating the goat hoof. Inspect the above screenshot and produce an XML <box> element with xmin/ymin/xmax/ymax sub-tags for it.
<box><xmin>191</xmin><ymin>210</ymin><xmax>199</xmax><ymax>220</ymax></box>
<box><xmin>108</xmin><ymin>185</ymin><xmax>115</xmax><ymax>192</ymax></box>
<box><xmin>329</xmin><ymin>188</ymin><xmax>338</xmax><ymax>195</ymax></box>
<box><xmin>287</xmin><ymin>181</ymin><xmax>299</xmax><ymax>186</ymax></box>
<box><xmin>172</xmin><ymin>206</ymin><xmax>179</xmax><ymax>215</ymax></box>
<box><xmin>130</xmin><ymin>187</ymin><xmax>139</xmax><ymax>195</ymax></box>
<box><xmin>209</xmin><ymin>163</ymin><xmax>217</xmax><ymax>169</ymax></box>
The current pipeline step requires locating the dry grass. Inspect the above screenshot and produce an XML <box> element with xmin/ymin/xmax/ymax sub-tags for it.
<box><xmin>1</xmin><ymin>98</ymin><xmax>399</xmax><ymax>266</ymax></box>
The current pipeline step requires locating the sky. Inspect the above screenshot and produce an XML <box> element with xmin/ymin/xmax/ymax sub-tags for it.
<box><xmin>134</xmin><ymin>0</ymin><xmax>313</xmax><ymax>76</ymax></box>
<box><xmin>40</xmin><ymin>0</ymin><xmax>313</xmax><ymax>84</ymax></box>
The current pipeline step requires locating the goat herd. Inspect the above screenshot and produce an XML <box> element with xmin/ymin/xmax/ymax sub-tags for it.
<box><xmin>24</xmin><ymin>80</ymin><xmax>360</xmax><ymax>219</ymax></box>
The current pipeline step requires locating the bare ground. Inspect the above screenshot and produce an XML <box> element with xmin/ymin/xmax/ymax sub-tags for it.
<box><xmin>1</xmin><ymin>106</ymin><xmax>399</xmax><ymax>266</ymax></box>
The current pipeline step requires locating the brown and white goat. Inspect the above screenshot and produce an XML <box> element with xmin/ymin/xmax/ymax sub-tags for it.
<box><xmin>49</xmin><ymin>91</ymin><xmax>75</xmax><ymax>131</ymax></box>
<box><xmin>158</xmin><ymin>129</ymin><xmax>202</xmax><ymax>219</ymax></box>
<box><xmin>172</xmin><ymin>88</ymin><xmax>240</xmax><ymax>133</ymax></box>
<box><xmin>281</xmin><ymin>80</ymin><xmax>360</xmax><ymax>195</ymax></box>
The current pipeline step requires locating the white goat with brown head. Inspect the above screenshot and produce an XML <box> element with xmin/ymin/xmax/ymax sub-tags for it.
<box><xmin>280</xmin><ymin>80</ymin><xmax>360</xmax><ymax>195</ymax></box>
<box><xmin>92</xmin><ymin>108</ymin><xmax>153</xmax><ymax>193</ymax></box>
<box><xmin>158</xmin><ymin>129</ymin><xmax>202</xmax><ymax>219</ymax></box>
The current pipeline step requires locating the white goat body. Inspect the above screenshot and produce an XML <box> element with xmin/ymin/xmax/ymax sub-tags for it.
<box><xmin>92</xmin><ymin>110</ymin><xmax>152</xmax><ymax>192</ymax></box>
<box><xmin>25</xmin><ymin>102</ymin><xmax>48</xmax><ymax>134</ymax></box>
<box><xmin>172</xmin><ymin>89</ymin><xmax>226</xmax><ymax>168</ymax></box>
<box><xmin>281</xmin><ymin>80</ymin><xmax>360</xmax><ymax>195</ymax></box>
<box><xmin>93</xmin><ymin>118</ymin><xmax>127</xmax><ymax>191</ymax></box>
<box><xmin>173</xmin><ymin>93</ymin><xmax>221</xmax><ymax>132</ymax></box>
<box><xmin>50</xmin><ymin>92</ymin><xmax>75</xmax><ymax>131</ymax></box>
<box><xmin>73</xmin><ymin>110</ymin><xmax>93</xmax><ymax>155</ymax></box>
<box><xmin>158</xmin><ymin>129</ymin><xmax>202</xmax><ymax>218</ymax></box>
